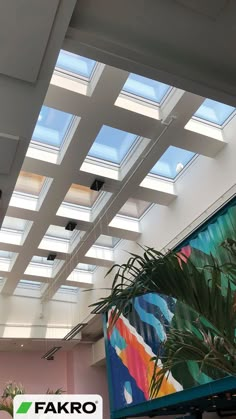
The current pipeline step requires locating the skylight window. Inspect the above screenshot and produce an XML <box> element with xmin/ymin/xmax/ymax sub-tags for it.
<box><xmin>55</xmin><ymin>49</ymin><xmax>96</xmax><ymax>80</ymax></box>
<box><xmin>10</xmin><ymin>171</ymin><xmax>48</xmax><ymax>211</ymax></box>
<box><xmin>19</xmin><ymin>280</ymin><xmax>41</xmax><ymax>287</ymax></box>
<box><xmin>25</xmin><ymin>256</ymin><xmax>63</xmax><ymax>278</ymax></box>
<box><xmin>39</xmin><ymin>225</ymin><xmax>78</xmax><ymax>253</ymax></box>
<box><xmin>66</xmin><ymin>264</ymin><xmax>94</xmax><ymax>284</ymax></box>
<box><xmin>45</xmin><ymin>225</ymin><xmax>73</xmax><ymax>240</ymax></box>
<box><xmin>150</xmin><ymin>146</ymin><xmax>195</xmax><ymax>179</ymax></box>
<box><xmin>32</xmin><ymin>106</ymin><xmax>74</xmax><ymax>149</ymax></box>
<box><xmin>14</xmin><ymin>171</ymin><xmax>46</xmax><ymax>196</ymax></box>
<box><xmin>77</xmin><ymin>263</ymin><xmax>96</xmax><ymax>272</ymax></box>
<box><xmin>0</xmin><ymin>251</ymin><xmax>17</xmax><ymax>272</ymax></box>
<box><xmin>88</xmin><ymin>125</ymin><xmax>138</xmax><ymax>164</ymax></box>
<box><xmin>95</xmin><ymin>235</ymin><xmax>120</xmax><ymax>248</ymax></box>
<box><xmin>122</xmin><ymin>73</ymin><xmax>171</xmax><ymax>103</ymax></box>
<box><xmin>0</xmin><ymin>217</ymin><xmax>32</xmax><ymax>245</ymax></box>
<box><xmin>119</xmin><ymin>199</ymin><xmax>151</xmax><ymax>219</ymax></box>
<box><xmin>57</xmin><ymin>184</ymin><xmax>103</xmax><ymax>221</ymax></box>
<box><xmin>64</xmin><ymin>184</ymin><xmax>100</xmax><ymax>208</ymax></box>
<box><xmin>194</xmin><ymin>99</ymin><xmax>235</xmax><ymax>126</ymax></box>
<box><xmin>59</xmin><ymin>285</ymin><xmax>78</xmax><ymax>292</ymax></box>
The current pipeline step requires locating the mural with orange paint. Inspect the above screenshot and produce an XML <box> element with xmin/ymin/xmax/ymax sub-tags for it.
<box><xmin>104</xmin><ymin>199</ymin><xmax>236</xmax><ymax>413</ymax></box>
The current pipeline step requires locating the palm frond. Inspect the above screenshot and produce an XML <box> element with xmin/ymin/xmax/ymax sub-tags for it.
<box><xmin>150</xmin><ymin>323</ymin><xmax>236</xmax><ymax>398</ymax></box>
<box><xmin>90</xmin><ymin>247</ymin><xmax>236</xmax><ymax>331</ymax></box>
<box><xmin>90</xmin><ymin>245</ymin><xmax>236</xmax><ymax>398</ymax></box>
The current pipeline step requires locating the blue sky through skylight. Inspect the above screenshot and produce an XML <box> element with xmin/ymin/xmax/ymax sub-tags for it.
<box><xmin>150</xmin><ymin>146</ymin><xmax>195</xmax><ymax>179</ymax></box>
<box><xmin>56</xmin><ymin>50</ymin><xmax>96</xmax><ymax>79</ymax></box>
<box><xmin>32</xmin><ymin>106</ymin><xmax>73</xmax><ymax>148</ymax></box>
<box><xmin>88</xmin><ymin>125</ymin><xmax>138</xmax><ymax>164</ymax></box>
<box><xmin>194</xmin><ymin>99</ymin><xmax>235</xmax><ymax>125</ymax></box>
<box><xmin>123</xmin><ymin>73</ymin><xmax>171</xmax><ymax>103</ymax></box>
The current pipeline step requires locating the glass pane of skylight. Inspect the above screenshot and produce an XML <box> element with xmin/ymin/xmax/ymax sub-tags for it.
<box><xmin>150</xmin><ymin>146</ymin><xmax>195</xmax><ymax>179</ymax></box>
<box><xmin>25</xmin><ymin>256</ymin><xmax>63</xmax><ymax>278</ymax></box>
<box><xmin>64</xmin><ymin>184</ymin><xmax>100</xmax><ymax>208</ymax></box>
<box><xmin>123</xmin><ymin>73</ymin><xmax>171</xmax><ymax>103</ymax></box>
<box><xmin>31</xmin><ymin>256</ymin><xmax>54</xmax><ymax>266</ymax></box>
<box><xmin>95</xmin><ymin>235</ymin><xmax>120</xmax><ymax>248</ymax></box>
<box><xmin>56</xmin><ymin>50</ymin><xmax>96</xmax><ymax>79</ymax></box>
<box><xmin>32</xmin><ymin>106</ymin><xmax>73</xmax><ymax>149</ymax></box>
<box><xmin>60</xmin><ymin>285</ymin><xmax>78</xmax><ymax>291</ymax></box>
<box><xmin>77</xmin><ymin>263</ymin><xmax>96</xmax><ymax>272</ymax></box>
<box><xmin>0</xmin><ymin>251</ymin><xmax>14</xmax><ymax>259</ymax></box>
<box><xmin>0</xmin><ymin>251</ymin><xmax>16</xmax><ymax>272</ymax></box>
<box><xmin>2</xmin><ymin>216</ymin><xmax>29</xmax><ymax>231</ymax></box>
<box><xmin>88</xmin><ymin>125</ymin><xmax>138</xmax><ymax>164</ymax></box>
<box><xmin>19</xmin><ymin>280</ymin><xmax>41</xmax><ymax>287</ymax></box>
<box><xmin>0</xmin><ymin>217</ymin><xmax>31</xmax><ymax>245</ymax></box>
<box><xmin>119</xmin><ymin>199</ymin><xmax>151</xmax><ymax>219</ymax></box>
<box><xmin>45</xmin><ymin>225</ymin><xmax>73</xmax><ymax>241</ymax></box>
<box><xmin>15</xmin><ymin>172</ymin><xmax>46</xmax><ymax>196</ymax></box>
<box><xmin>194</xmin><ymin>99</ymin><xmax>235</xmax><ymax>126</ymax></box>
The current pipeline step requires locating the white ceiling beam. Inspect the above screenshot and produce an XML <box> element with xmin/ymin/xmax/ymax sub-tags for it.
<box><xmin>41</xmin><ymin>115</ymin><xmax>184</xmax><ymax>299</ymax></box>
<box><xmin>1</xmin><ymin>66</ymin><xmax>140</xmax><ymax>295</ymax></box>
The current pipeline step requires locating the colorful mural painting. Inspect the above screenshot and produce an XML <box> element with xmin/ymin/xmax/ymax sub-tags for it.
<box><xmin>104</xmin><ymin>198</ymin><xmax>236</xmax><ymax>413</ymax></box>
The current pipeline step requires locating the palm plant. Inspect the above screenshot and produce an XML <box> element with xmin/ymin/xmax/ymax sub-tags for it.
<box><xmin>0</xmin><ymin>382</ymin><xmax>25</xmax><ymax>417</ymax></box>
<box><xmin>0</xmin><ymin>383</ymin><xmax>64</xmax><ymax>417</ymax></box>
<box><xmin>91</xmin><ymin>245</ymin><xmax>236</xmax><ymax>397</ymax></box>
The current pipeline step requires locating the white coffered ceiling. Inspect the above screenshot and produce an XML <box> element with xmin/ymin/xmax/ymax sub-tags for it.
<box><xmin>0</xmin><ymin>0</ymin><xmax>235</xmax><ymax>343</ymax></box>
<box><xmin>0</xmin><ymin>48</ymin><xmax>235</xmax><ymax>301</ymax></box>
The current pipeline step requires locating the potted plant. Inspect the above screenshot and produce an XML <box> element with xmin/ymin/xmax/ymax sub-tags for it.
<box><xmin>0</xmin><ymin>382</ymin><xmax>64</xmax><ymax>417</ymax></box>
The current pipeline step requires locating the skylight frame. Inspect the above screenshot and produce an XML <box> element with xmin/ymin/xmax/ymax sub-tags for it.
<box><xmin>58</xmin><ymin>285</ymin><xmax>79</xmax><ymax>293</ymax></box>
<box><xmin>10</xmin><ymin>173</ymin><xmax>52</xmax><ymax>212</ymax></box>
<box><xmin>30</xmin><ymin>114</ymin><xmax>76</xmax><ymax>153</ymax></box>
<box><xmin>122</xmin><ymin>73</ymin><xmax>172</xmax><ymax>106</ymax></box>
<box><xmin>55</xmin><ymin>49</ymin><xmax>98</xmax><ymax>82</ymax></box>
<box><xmin>0</xmin><ymin>226</ymin><xmax>30</xmax><ymax>246</ymax></box>
<box><xmin>25</xmin><ymin>256</ymin><xmax>64</xmax><ymax>278</ymax></box>
<box><xmin>39</xmin><ymin>225</ymin><xmax>82</xmax><ymax>254</ymax></box>
<box><xmin>95</xmin><ymin>235</ymin><xmax>121</xmax><ymax>249</ymax></box>
<box><xmin>83</xmin><ymin>133</ymin><xmax>144</xmax><ymax>182</ymax></box>
<box><xmin>148</xmin><ymin>147</ymin><xmax>198</xmax><ymax>182</ymax></box>
<box><xmin>19</xmin><ymin>279</ymin><xmax>42</xmax><ymax>289</ymax></box>
<box><xmin>66</xmin><ymin>267</ymin><xmax>94</xmax><ymax>285</ymax></box>
<box><xmin>193</xmin><ymin>100</ymin><xmax>236</xmax><ymax>128</ymax></box>
<box><xmin>28</xmin><ymin>110</ymin><xmax>79</xmax><ymax>165</ymax></box>
<box><xmin>118</xmin><ymin>199</ymin><xmax>153</xmax><ymax>221</ymax></box>
<box><xmin>121</xmin><ymin>83</ymin><xmax>172</xmax><ymax>108</ymax></box>
<box><xmin>58</xmin><ymin>186</ymin><xmax>108</xmax><ymax>223</ymax></box>
<box><xmin>87</xmin><ymin>125</ymin><xmax>141</xmax><ymax>166</ymax></box>
<box><xmin>0</xmin><ymin>251</ymin><xmax>18</xmax><ymax>272</ymax></box>
<box><xmin>54</xmin><ymin>61</ymin><xmax>98</xmax><ymax>84</ymax></box>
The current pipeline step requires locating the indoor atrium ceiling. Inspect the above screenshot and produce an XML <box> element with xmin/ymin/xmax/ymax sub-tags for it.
<box><xmin>0</xmin><ymin>0</ymin><xmax>235</xmax><ymax>344</ymax></box>
<box><xmin>0</xmin><ymin>46</ymin><xmax>235</xmax><ymax>302</ymax></box>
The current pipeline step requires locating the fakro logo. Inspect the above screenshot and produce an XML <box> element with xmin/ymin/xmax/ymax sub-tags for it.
<box><xmin>35</xmin><ymin>401</ymin><xmax>97</xmax><ymax>414</ymax></box>
<box><xmin>17</xmin><ymin>401</ymin><xmax>97</xmax><ymax>415</ymax></box>
<box><xmin>14</xmin><ymin>395</ymin><xmax>102</xmax><ymax>419</ymax></box>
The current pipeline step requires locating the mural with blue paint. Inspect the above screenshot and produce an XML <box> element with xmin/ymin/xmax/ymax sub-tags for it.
<box><xmin>104</xmin><ymin>198</ymin><xmax>236</xmax><ymax>413</ymax></box>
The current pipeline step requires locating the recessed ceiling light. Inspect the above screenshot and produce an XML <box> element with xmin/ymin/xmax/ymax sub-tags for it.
<box><xmin>20</xmin><ymin>344</ymin><xmax>24</xmax><ymax>347</ymax></box>
<box><xmin>65</xmin><ymin>221</ymin><xmax>77</xmax><ymax>231</ymax></box>
<box><xmin>90</xmin><ymin>179</ymin><xmax>104</xmax><ymax>191</ymax></box>
<box><xmin>47</xmin><ymin>253</ymin><xmax>57</xmax><ymax>261</ymax></box>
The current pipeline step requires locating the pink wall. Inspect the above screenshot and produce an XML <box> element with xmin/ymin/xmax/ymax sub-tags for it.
<box><xmin>68</xmin><ymin>345</ymin><xmax>110</xmax><ymax>419</ymax></box>
<box><xmin>0</xmin><ymin>351</ymin><xmax>67</xmax><ymax>394</ymax></box>
<box><xmin>0</xmin><ymin>345</ymin><xmax>110</xmax><ymax>418</ymax></box>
